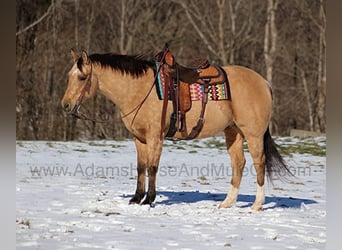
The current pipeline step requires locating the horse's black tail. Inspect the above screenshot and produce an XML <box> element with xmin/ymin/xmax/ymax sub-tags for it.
<box><xmin>264</xmin><ymin>127</ymin><xmax>293</xmax><ymax>183</ymax></box>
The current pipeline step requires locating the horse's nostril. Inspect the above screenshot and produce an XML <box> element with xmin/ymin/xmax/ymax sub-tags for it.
<box><xmin>63</xmin><ymin>103</ymin><xmax>71</xmax><ymax>112</ymax></box>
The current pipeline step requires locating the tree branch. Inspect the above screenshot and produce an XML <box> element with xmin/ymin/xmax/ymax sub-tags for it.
<box><xmin>172</xmin><ymin>0</ymin><xmax>218</xmax><ymax>58</ymax></box>
<box><xmin>16</xmin><ymin>3</ymin><xmax>54</xmax><ymax>36</ymax></box>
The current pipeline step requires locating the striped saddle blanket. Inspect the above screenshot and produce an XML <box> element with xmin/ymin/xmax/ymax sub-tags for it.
<box><xmin>155</xmin><ymin>62</ymin><xmax>230</xmax><ymax>101</ymax></box>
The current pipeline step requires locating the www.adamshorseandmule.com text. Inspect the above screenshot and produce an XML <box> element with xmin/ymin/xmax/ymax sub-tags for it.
<box><xmin>29</xmin><ymin>162</ymin><xmax>311</xmax><ymax>179</ymax></box>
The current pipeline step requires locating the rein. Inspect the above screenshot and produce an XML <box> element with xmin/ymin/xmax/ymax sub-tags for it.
<box><xmin>121</xmin><ymin>48</ymin><xmax>169</xmax><ymax>122</ymax></box>
<box><xmin>70</xmin><ymin>52</ymin><xmax>168</xmax><ymax>125</ymax></box>
<box><xmin>70</xmin><ymin>63</ymin><xmax>117</xmax><ymax>124</ymax></box>
<box><xmin>70</xmin><ymin>63</ymin><xmax>120</xmax><ymax>124</ymax></box>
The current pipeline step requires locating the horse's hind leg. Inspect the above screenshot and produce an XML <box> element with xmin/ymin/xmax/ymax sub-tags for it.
<box><xmin>219</xmin><ymin>126</ymin><xmax>246</xmax><ymax>208</ymax></box>
<box><xmin>129</xmin><ymin>138</ymin><xmax>148</xmax><ymax>204</ymax></box>
<box><xmin>245</xmin><ymin>134</ymin><xmax>266</xmax><ymax>211</ymax></box>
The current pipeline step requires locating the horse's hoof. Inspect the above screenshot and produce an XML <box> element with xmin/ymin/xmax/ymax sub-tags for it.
<box><xmin>141</xmin><ymin>193</ymin><xmax>156</xmax><ymax>206</ymax></box>
<box><xmin>251</xmin><ymin>204</ymin><xmax>263</xmax><ymax>211</ymax></box>
<box><xmin>129</xmin><ymin>200</ymin><xmax>139</xmax><ymax>205</ymax></box>
<box><xmin>218</xmin><ymin>200</ymin><xmax>235</xmax><ymax>208</ymax></box>
<box><xmin>141</xmin><ymin>201</ymin><xmax>154</xmax><ymax>207</ymax></box>
<box><xmin>141</xmin><ymin>198</ymin><xmax>153</xmax><ymax>206</ymax></box>
<box><xmin>218</xmin><ymin>203</ymin><xmax>230</xmax><ymax>209</ymax></box>
<box><xmin>129</xmin><ymin>196</ymin><xmax>143</xmax><ymax>205</ymax></box>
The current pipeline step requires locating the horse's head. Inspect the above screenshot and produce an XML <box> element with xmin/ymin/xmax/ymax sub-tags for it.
<box><xmin>61</xmin><ymin>49</ymin><xmax>98</xmax><ymax>114</ymax></box>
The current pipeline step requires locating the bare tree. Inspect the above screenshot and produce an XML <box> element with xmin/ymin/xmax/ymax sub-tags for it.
<box><xmin>315</xmin><ymin>0</ymin><xmax>326</xmax><ymax>132</ymax></box>
<box><xmin>264</xmin><ymin>0</ymin><xmax>278</xmax><ymax>86</ymax></box>
<box><xmin>263</xmin><ymin>0</ymin><xmax>279</xmax><ymax>133</ymax></box>
<box><xmin>16</xmin><ymin>0</ymin><xmax>326</xmax><ymax>140</ymax></box>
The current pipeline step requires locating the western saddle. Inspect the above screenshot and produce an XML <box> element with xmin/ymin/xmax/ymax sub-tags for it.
<box><xmin>155</xmin><ymin>44</ymin><xmax>230</xmax><ymax>140</ymax></box>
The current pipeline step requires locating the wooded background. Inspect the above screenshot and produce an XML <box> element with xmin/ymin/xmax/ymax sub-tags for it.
<box><xmin>16</xmin><ymin>0</ymin><xmax>326</xmax><ymax>140</ymax></box>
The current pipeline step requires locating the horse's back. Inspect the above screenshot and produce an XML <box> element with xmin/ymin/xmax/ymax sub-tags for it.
<box><xmin>223</xmin><ymin>65</ymin><xmax>273</xmax><ymax>135</ymax></box>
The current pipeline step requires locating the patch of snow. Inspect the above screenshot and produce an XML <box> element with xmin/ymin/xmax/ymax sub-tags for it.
<box><xmin>16</xmin><ymin>137</ymin><xmax>326</xmax><ymax>249</ymax></box>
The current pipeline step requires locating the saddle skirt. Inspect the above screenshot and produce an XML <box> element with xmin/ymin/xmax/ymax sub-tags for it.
<box><xmin>154</xmin><ymin>44</ymin><xmax>231</xmax><ymax>139</ymax></box>
<box><xmin>155</xmin><ymin>62</ymin><xmax>230</xmax><ymax>102</ymax></box>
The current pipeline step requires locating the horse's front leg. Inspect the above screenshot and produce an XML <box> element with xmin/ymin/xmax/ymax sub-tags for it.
<box><xmin>129</xmin><ymin>138</ymin><xmax>148</xmax><ymax>204</ymax></box>
<box><xmin>141</xmin><ymin>137</ymin><xmax>163</xmax><ymax>205</ymax></box>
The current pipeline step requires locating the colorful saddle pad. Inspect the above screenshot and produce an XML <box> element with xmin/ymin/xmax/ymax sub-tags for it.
<box><xmin>155</xmin><ymin>62</ymin><xmax>230</xmax><ymax>101</ymax></box>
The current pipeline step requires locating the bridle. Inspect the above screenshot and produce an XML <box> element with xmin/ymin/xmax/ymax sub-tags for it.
<box><xmin>71</xmin><ymin>63</ymin><xmax>93</xmax><ymax>115</ymax></box>
<box><xmin>69</xmin><ymin>48</ymin><xmax>169</xmax><ymax>125</ymax></box>
<box><xmin>69</xmin><ymin>62</ymin><xmax>120</xmax><ymax>124</ymax></box>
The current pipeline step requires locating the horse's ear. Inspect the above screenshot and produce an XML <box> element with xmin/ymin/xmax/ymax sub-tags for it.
<box><xmin>70</xmin><ymin>49</ymin><xmax>79</xmax><ymax>62</ymax></box>
<box><xmin>81</xmin><ymin>50</ymin><xmax>90</xmax><ymax>65</ymax></box>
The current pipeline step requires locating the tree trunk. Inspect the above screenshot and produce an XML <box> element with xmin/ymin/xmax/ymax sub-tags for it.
<box><xmin>300</xmin><ymin>69</ymin><xmax>314</xmax><ymax>131</ymax></box>
<box><xmin>264</xmin><ymin>0</ymin><xmax>279</xmax><ymax>134</ymax></box>
<box><xmin>217</xmin><ymin>0</ymin><xmax>228</xmax><ymax>65</ymax></box>
<box><xmin>74</xmin><ymin>0</ymin><xmax>79</xmax><ymax>49</ymax></box>
<box><xmin>85</xmin><ymin>0</ymin><xmax>96</xmax><ymax>51</ymax></box>
<box><xmin>264</xmin><ymin>0</ymin><xmax>278</xmax><ymax>86</ymax></box>
<box><xmin>316</xmin><ymin>0</ymin><xmax>326</xmax><ymax>132</ymax></box>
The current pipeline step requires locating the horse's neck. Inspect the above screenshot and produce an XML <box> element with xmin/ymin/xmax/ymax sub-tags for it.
<box><xmin>96</xmin><ymin>67</ymin><xmax>155</xmax><ymax>114</ymax></box>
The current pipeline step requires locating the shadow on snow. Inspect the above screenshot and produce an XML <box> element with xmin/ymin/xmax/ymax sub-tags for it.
<box><xmin>123</xmin><ymin>191</ymin><xmax>317</xmax><ymax>209</ymax></box>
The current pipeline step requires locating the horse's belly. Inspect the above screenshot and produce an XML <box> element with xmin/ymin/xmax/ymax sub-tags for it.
<box><xmin>174</xmin><ymin>100</ymin><xmax>233</xmax><ymax>139</ymax></box>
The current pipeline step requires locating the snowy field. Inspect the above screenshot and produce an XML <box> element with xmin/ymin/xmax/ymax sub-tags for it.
<box><xmin>16</xmin><ymin>136</ymin><xmax>326</xmax><ymax>250</ymax></box>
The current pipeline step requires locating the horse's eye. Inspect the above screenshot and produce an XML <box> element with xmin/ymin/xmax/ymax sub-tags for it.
<box><xmin>78</xmin><ymin>76</ymin><xmax>87</xmax><ymax>81</ymax></box>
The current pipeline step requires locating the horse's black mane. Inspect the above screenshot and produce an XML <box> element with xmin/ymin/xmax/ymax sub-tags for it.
<box><xmin>77</xmin><ymin>53</ymin><xmax>155</xmax><ymax>78</ymax></box>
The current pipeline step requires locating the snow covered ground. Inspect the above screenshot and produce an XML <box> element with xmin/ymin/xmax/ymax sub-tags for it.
<box><xmin>16</xmin><ymin>136</ymin><xmax>326</xmax><ymax>250</ymax></box>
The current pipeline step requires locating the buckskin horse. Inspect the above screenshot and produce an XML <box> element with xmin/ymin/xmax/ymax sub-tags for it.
<box><xmin>61</xmin><ymin>46</ymin><xmax>291</xmax><ymax>211</ymax></box>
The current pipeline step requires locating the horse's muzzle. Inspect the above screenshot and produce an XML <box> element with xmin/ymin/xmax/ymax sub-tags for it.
<box><xmin>62</xmin><ymin>103</ymin><xmax>72</xmax><ymax>113</ymax></box>
<box><xmin>61</xmin><ymin>102</ymin><xmax>79</xmax><ymax>114</ymax></box>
